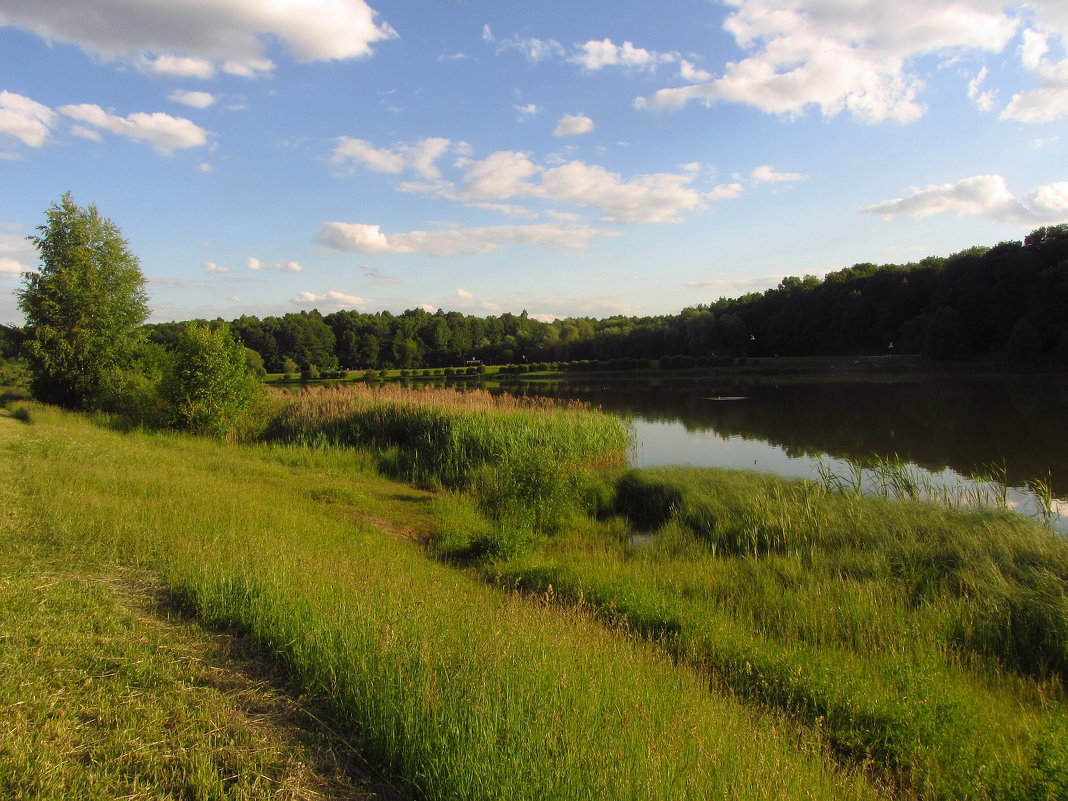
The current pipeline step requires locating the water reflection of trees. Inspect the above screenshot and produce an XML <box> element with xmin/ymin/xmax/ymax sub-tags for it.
<box><xmin>507</xmin><ymin>377</ymin><xmax>1068</xmax><ymax>495</ymax></box>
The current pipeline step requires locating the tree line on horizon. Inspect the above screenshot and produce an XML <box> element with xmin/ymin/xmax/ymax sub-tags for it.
<box><xmin>5</xmin><ymin>224</ymin><xmax>1067</xmax><ymax>374</ymax></box>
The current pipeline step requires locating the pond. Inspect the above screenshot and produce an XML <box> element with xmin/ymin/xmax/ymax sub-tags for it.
<box><xmin>496</xmin><ymin>373</ymin><xmax>1068</xmax><ymax>532</ymax></box>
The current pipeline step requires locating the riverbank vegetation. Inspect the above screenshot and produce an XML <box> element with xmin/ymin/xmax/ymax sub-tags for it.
<box><xmin>5</xmin><ymin>400</ymin><xmax>887</xmax><ymax>801</ymax></box>
<box><xmin>4</xmin><ymin>379</ymin><xmax>1067</xmax><ymax>799</ymax></box>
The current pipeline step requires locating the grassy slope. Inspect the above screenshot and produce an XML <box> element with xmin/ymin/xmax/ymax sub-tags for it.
<box><xmin>0</xmin><ymin>414</ymin><xmax>385</xmax><ymax>800</ymax></box>
<box><xmin>3</xmin><ymin>403</ymin><xmax>881</xmax><ymax>801</ymax></box>
<box><xmin>483</xmin><ymin>467</ymin><xmax>1068</xmax><ymax>800</ymax></box>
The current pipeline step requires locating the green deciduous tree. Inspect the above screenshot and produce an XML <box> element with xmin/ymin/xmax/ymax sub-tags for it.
<box><xmin>16</xmin><ymin>193</ymin><xmax>149</xmax><ymax>410</ymax></box>
<box><xmin>162</xmin><ymin>322</ymin><xmax>267</xmax><ymax>439</ymax></box>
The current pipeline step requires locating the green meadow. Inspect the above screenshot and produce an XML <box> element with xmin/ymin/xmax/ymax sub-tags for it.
<box><xmin>3</xmin><ymin>384</ymin><xmax>1066</xmax><ymax>800</ymax></box>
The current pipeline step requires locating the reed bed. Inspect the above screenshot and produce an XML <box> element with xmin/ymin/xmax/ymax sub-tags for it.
<box><xmin>269</xmin><ymin>385</ymin><xmax>630</xmax><ymax>554</ymax></box>
<box><xmin>479</xmin><ymin>466</ymin><xmax>1068</xmax><ymax>801</ymax></box>
<box><xmin>268</xmin><ymin>385</ymin><xmax>629</xmax><ymax>483</ymax></box>
<box><xmin>5</xmin><ymin>404</ymin><xmax>883</xmax><ymax>801</ymax></box>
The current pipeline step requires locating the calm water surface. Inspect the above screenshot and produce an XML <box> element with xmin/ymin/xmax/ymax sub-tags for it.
<box><xmin>499</xmin><ymin>374</ymin><xmax>1068</xmax><ymax>531</ymax></box>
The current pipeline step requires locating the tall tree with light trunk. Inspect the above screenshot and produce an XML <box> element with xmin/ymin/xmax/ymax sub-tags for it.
<box><xmin>17</xmin><ymin>193</ymin><xmax>149</xmax><ymax>410</ymax></box>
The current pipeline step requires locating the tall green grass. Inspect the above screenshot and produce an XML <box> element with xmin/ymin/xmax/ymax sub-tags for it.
<box><xmin>5</xmin><ymin>405</ymin><xmax>881</xmax><ymax>801</ymax></box>
<box><xmin>269</xmin><ymin>385</ymin><xmax>630</xmax><ymax>555</ymax></box>
<box><xmin>479</xmin><ymin>466</ymin><xmax>1068</xmax><ymax>800</ymax></box>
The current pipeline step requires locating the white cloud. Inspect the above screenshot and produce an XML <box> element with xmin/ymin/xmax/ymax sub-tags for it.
<box><xmin>69</xmin><ymin>124</ymin><xmax>102</xmax><ymax>142</ymax></box>
<box><xmin>1001</xmin><ymin>29</ymin><xmax>1068</xmax><ymax>122</ymax></box>
<box><xmin>861</xmin><ymin>174</ymin><xmax>1068</xmax><ymax>226</ymax></box>
<box><xmin>139</xmin><ymin>55</ymin><xmax>216</xmax><ymax>78</ymax></box>
<box><xmin>330</xmin><ymin>137</ymin><xmax>742</xmax><ymax>225</ymax></box>
<box><xmin>0</xmin><ymin>0</ymin><xmax>397</xmax><ymax>77</ymax></box>
<box><xmin>245</xmin><ymin>256</ymin><xmax>303</xmax><ymax>271</ymax></box>
<box><xmin>292</xmin><ymin>290</ymin><xmax>369</xmax><ymax>309</ymax></box>
<box><xmin>553</xmin><ymin>113</ymin><xmax>595</xmax><ymax>137</ymax></box>
<box><xmin>58</xmin><ymin>104</ymin><xmax>209</xmax><ymax>154</ymax></box>
<box><xmin>456</xmin><ymin>288</ymin><xmax>474</xmax><ymax>299</ymax></box>
<box><xmin>751</xmin><ymin>165</ymin><xmax>807</xmax><ymax>183</ymax></box>
<box><xmin>536</xmin><ymin>160</ymin><xmax>705</xmax><ymax>223</ymax></box>
<box><xmin>197</xmin><ymin>162</ymin><xmax>213</xmax><ymax>172</ymax></box>
<box><xmin>967</xmin><ymin>67</ymin><xmax>996</xmax><ymax>112</ymax></box>
<box><xmin>202</xmin><ymin>261</ymin><xmax>228</xmax><ymax>274</ymax></box>
<box><xmin>330</xmin><ymin>136</ymin><xmax>452</xmax><ymax>179</ymax></box>
<box><xmin>514</xmin><ymin>103</ymin><xmax>540</xmax><ymax>118</ymax></box>
<box><xmin>455</xmin><ymin>150</ymin><xmax>540</xmax><ymax>200</ymax></box>
<box><xmin>417</xmin><ymin>148</ymin><xmax>718</xmax><ymax>224</ymax></box>
<box><xmin>0</xmin><ymin>90</ymin><xmax>57</xmax><ymax>147</ymax></box>
<box><xmin>318</xmin><ymin>221</ymin><xmax>619</xmax><ymax>257</ymax></box>
<box><xmin>636</xmin><ymin>0</ymin><xmax>1020</xmax><ymax>123</ymax></box>
<box><xmin>493</xmin><ymin>34</ymin><xmax>565</xmax><ymax>63</ymax></box>
<box><xmin>419</xmin><ymin>303</ymin><xmax>437</xmax><ymax>313</ymax></box>
<box><xmin>570</xmin><ymin>39</ymin><xmax>674</xmax><ymax>71</ymax></box>
<box><xmin>0</xmin><ymin>230</ymin><xmax>37</xmax><ymax>277</ymax></box>
<box><xmin>169</xmin><ymin>90</ymin><xmax>216</xmax><ymax>108</ymax></box>
<box><xmin>707</xmin><ymin>182</ymin><xmax>746</xmax><ymax>201</ymax></box>
<box><xmin>679</xmin><ymin>59</ymin><xmax>712</xmax><ymax>82</ymax></box>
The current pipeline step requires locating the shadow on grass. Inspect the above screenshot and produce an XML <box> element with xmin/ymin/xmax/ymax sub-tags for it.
<box><xmin>146</xmin><ymin>580</ymin><xmax>412</xmax><ymax>801</ymax></box>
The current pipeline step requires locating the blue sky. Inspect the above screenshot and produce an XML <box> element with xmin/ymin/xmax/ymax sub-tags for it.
<box><xmin>2</xmin><ymin>0</ymin><xmax>1067</xmax><ymax>325</ymax></box>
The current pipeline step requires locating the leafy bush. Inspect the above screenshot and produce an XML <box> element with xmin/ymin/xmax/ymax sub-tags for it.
<box><xmin>162</xmin><ymin>322</ymin><xmax>268</xmax><ymax>440</ymax></box>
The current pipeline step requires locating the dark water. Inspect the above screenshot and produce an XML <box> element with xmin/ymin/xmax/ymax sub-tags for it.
<box><xmin>497</xmin><ymin>374</ymin><xmax>1068</xmax><ymax>529</ymax></box>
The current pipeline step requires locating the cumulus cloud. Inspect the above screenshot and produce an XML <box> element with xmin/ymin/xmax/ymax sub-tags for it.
<box><xmin>329</xmin><ymin>137</ymin><xmax>452</xmax><ymax>179</ymax></box>
<box><xmin>636</xmin><ymin>0</ymin><xmax>1019</xmax><ymax>123</ymax></box>
<box><xmin>169</xmin><ymin>90</ymin><xmax>216</xmax><ymax>108</ymax></box>
<box><xmin>317</xmin><ymin>221</ymin><xmax>619</xmax><ymax>257</ymax></box>
<box><xmin>0</xmin><ymin>0</ymin><xmax>397</xmax><ymax>78</ymax></box>
<box><xmin>553</xmin><ymin>113</ymin><xmax>595</xmax><ymax>137</ymax></box>
<box><xmin>453</xmin><ymin>150</ymin><xmax>540</xmax><ymax>200</ymax></box>
<box><xmin>752</xmin><ymin>165</ymin><xmax>807</xmax><ymax>183</ymax></box>
<box><xmin>1001</xmin><ymin>29</ymin><xmax>1068</xmax><ymax>122</ymax></box>
<box><xmin>707</xmin><ymin>182</ymin><xmax>746</xmax><ymax>201</ymax></box>
<box><xmin>58</xmin><ymin>104</ymin><xmax>209</xmax><ymax>154</ymax></box>
<box><xmin>139</xmin><ymin>55</ymin><xmax>216</xmax><ymax>78</ymax></box>
<box><xmin>514</xmin><ymin>103</ymin><xmax>540</xmax><ymax>118</ymax></box>
<box><xmin>333</xmin><ymin>138</ymin><xmax>743</xmax><ymax>225</ymax></box>
<box><xmin>0</xmin><ymin>90</ymin><xmax>58</xmax><ymax>147</ymax></box>
<box><xmin>451</xmin><ymin>150</ymin><xmax>710</xmax><ymax>224</ymax></box>
<box><xmin>0</xmin><ymin>231</ymin><xmax>37</xmax><ymax>277</ymax></box>
<box><xmin>202</xmin><ymin>261</ymin><xmax>229</xmax><ymax>273</ymax></box>
<box><xmin>967</xmin><ymin>67</ymin><xmax>996</xmax><ymax>112</ymax></box>
<box><xmin>679</xmin><ymin>59</ymin><xmax>712</xmax><ymax>82</ymax></box>
<box><xmin>570</xmin><ymin>39</ymin><xmax>674</xmax><ymax>71</ymax></box>
<box><xmin>861</xmin><ymin>174</ymin><xmax>1068</xmax><ymax>226</ymax></box>
<box><xmin>536</xmin><ymin>161</ymin><xmax>705</xmax><ymax>223</ymax></box>
<box><xmin>456</xmin><ymin>288</ymin><xmax>475</xmax><ymax>299</ymax></box>
<box><xmin>245</xmin><ymin>256</ymin><xmax>303</xmax><ymax>271</ymax></box>
<box><xmin>292</xmin><ymin>289</ymin><xmax>369</xmax><ymax>309</ymax></box>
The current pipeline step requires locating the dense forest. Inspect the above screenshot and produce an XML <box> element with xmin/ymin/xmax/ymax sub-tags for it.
<box><xmin>5</xmin><ymin>224</ymin><xmax>1068</xmax><ymax>372</ymax></box>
